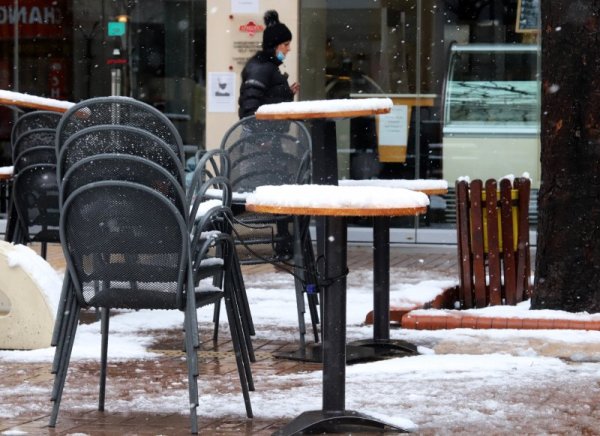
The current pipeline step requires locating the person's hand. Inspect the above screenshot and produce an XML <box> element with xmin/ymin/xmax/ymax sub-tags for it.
<box><xmin>290</xmin><ymin>82</ymin><xmax>300</xmax><ymax>95</ymax></box>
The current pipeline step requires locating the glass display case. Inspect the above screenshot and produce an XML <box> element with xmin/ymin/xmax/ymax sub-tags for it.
<box><xmin>442</xmin><ymin>44</ymin><xmax>541</xmax><ymax>188</ymax></box>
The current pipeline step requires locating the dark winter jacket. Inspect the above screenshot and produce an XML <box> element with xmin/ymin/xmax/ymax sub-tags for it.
<box><xmin>238</xmin><ymin>50</ymin><xmax>294</xmax><ymax>119</ymax></box>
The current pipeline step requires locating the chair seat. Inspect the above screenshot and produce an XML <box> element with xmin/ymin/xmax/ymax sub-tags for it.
<box><xmin>86</xmin><ymin>285</ymin><xmax>223</xmax><ymax>310</ymax></box>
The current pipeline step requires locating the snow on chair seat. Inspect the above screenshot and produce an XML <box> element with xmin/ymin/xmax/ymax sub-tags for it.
<box><xmin>0</xmin><ymin>241</ymin><xmax>61</xmax><ymax>350</ymax></box>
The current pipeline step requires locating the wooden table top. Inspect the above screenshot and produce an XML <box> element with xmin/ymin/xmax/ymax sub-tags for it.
<box><xmin>337</xmin><ymin>179</ymin><xmax>448</xmax><ymax>196</ymax></box>
<box><xmin>0</xmin><ymin>90</ymin><xmax>74</xmax><ymax>113</ymax></box>
<box><xmin>255</xmin><ymin>98</ymin><xmax>392</xmax><ymax>121</ymax></box>
<box><xmin>245</xmin><ymin>203</ymin><xmax>427</xmax><ymax>217</ymax></box>
<box><xmin>245</xmin><ymin>184</ymin><xmax>429</xmax><ymax>217</ymax></box>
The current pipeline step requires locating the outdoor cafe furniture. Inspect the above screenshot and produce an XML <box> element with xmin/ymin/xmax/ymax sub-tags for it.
<box><xmin>218</xmin><ymin>115</ymin><xmax>319</xmax><ymax>349</ymax></box>
<box><xmin>255</xmin><ymin>97</ymin><xmax>446</xmax><ymax>361</ymax></box>
<box><xmin>0</xmin><ymin>90</ymin><xmax>74</xmax><ymax>113</ymax></box>
<box><xmin>0</xmin><ymin>168</ymin><xmax>12</xmax><ymax>238</ymax></box>
<box><xmin>255</xmin><ymin>97</ymin><xmax>393</xmax><ymax>187</ymax></box>
<box><xmin>338</xmin><ymin>178</ymin><xmax>448</xmax><ymax>351</ymax></box>
<box><xmin>246</xmin><ymin>184</ymin><xmax>428</xmax><ymax>435</ymax></box>
<box><xmin>49</xmin><ymin>96</ymin><xmax>254</xmax><ymax>433</ymax></box>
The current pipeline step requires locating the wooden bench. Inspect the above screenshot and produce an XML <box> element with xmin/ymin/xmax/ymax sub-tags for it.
<box><xmin>456</xmin><ymin>177</ymin><xmax>532</xmax><ymax>308</ymax></box>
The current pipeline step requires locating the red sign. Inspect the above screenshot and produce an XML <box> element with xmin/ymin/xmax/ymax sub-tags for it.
<box><xmin>47</xmin><ymin>58</ymin><xmax>67</xmax><ymax>100</ymax></box>
<box><xmin>239</xmin><ymin>21</ymin><xmax>264</xmax><ymax>37</ymax></box>
<box><xmin>0</xmin><ymin>0</ymin><xmax>67</xmax><ymax>40</ymax></box>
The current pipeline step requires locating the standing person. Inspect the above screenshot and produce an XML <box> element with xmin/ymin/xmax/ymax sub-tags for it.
<box><xmin>238</xmin><ymin>10</ymin><xmax>299</xmax><ymax>119</ymax></box>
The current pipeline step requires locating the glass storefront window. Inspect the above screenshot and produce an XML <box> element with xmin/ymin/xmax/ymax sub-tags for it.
<box><xmin>0</xmin><ymin>0</ymin><xmax>540</xmax><ymax>244</ymax></box>
<box><xmin>300</xmin><ymin>0</ymin><xmax>540</xmax><ymax>242</ymax></box>
<box><xmin>442</xmin><ymin>43</ymin><xmax>540</xmax><ymax>190</ymax></box>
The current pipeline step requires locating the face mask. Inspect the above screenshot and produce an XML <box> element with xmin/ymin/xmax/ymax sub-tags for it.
<box><xmin>276</xmin><ymin>51</ymin><xmax>286</xmax><ymax>62</ymax></box>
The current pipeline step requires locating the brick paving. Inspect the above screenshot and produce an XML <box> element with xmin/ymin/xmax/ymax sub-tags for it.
<box><xmin>1</xmin><ymin>242</ymin><xmax>458</xmax><ymax>435</ymax></box>
<box><xmin>5</xmin><ymin>243</ymin><xmax>600</xmax><ymax>435</ymax></box>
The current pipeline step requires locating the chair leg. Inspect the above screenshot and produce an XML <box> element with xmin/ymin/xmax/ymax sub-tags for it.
<box><xmin>49</xmin><ymin>301</ymin><xmax>81</xmax><ymax>427</ymax></box>
<box><xmin>292</xmin><ymin>217</ymin><xmax>310</xmax><ymax>347</ymax></box>
<box><xmin>292</xmin><ymin>275</ymin><xmax>307</xmax><ymax>349</ymax></box>
<box><xmin>12</xmin><ymin>221</ymin><xmax>22</xmax><ymax>245</ymax></box>
<box><xmin>99</xmin><ymin>307</ymin><xmax>110</xmax><ymax>411</ymax></box>
<box><xmin>212</xmin><ymin>300</ymin><xmax>221</xmax><ymax>342</ymax></box>
<box><xmin>233</xmin><ymin>251</ymin><xmax>255</xmax><ymax>336</ymax></box>
<box><xmin>3</xmin><ymin>200</ymin><xmax>15</xmax><ymax>243</ymax></box>
<box><xmin>41</xmin><ymin>242</ymin><xmax>47</xmax><ymax>259</ymax></box>
<box><xmin>51</xmin><ymin>286</ymin><xmax>76</xmax><ymax>375</ymax></box>
<box><xmin>51</xmin><ymin>274</ymin><xmax>72</xmax><ymax>348</ymax></box>
<box><xmin>51</xmin><ymin>296</ymin><xmax>79</xmax><ymax>400</ymax></box>
<box><xmin>227</xmin><ymin>270</ymin><xmax>255</xmax><ymax>390</ymax></box>
<box><xmin>183</xmin><ymin>304</ymin><xmax>200</xmax><ymax>434</ymax></box>
<box><xmin>302</xmin><ymin>231</ymin><xmax>320</xmax><ymax>343</ymax></box>
<box><xmin>223</xmin><ymin>270</ymin><xmax>254</xmax><ymax>417</ymax></box>
<box><xmin>231</xmin><ymin>256</ymin><xmax>255</xmax><ymax>362</ymax></box>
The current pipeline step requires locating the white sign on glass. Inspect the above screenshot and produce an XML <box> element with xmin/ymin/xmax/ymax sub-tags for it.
<box><xmin>208</xmin><ymin>72</ymin><xmax>236</xmax><ymax>113</ymax></box>
<box><xmin>231</xmin><ymin>0</ymin><xmax>259</xmax><ymax>14</ymax></box>
<box><xmin>378</xmin><ymin>105</ymin><xmax>409</xmax><ymax>163</ymax></box>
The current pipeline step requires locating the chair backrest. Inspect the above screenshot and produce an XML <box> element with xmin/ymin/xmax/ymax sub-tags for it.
<box><xmin>60</xmin><ymin>180</ymin><xmax>189</xmax><ymax>310</ymax></box>
<box><xmin>189</xmin><ymin>175</ymin><xmax>232</xmax><ymax>225</ymax></box>
<box><xmin>11</xmin><ymin>110</ymin><xmax>62</xmax><ymax>144</ymax></box>
<box><xmin>57</xmin><ymin>125</ymin><xmax>185</xmax><ymax>185</ymax></box>
<box><xmin>60</xmin><ymin>154</ymin><xmax>187</xmax><ymax>218</ymax></box>
<box><xmin>220</xmin><ymin>115</ymin><xmax>311</xmax><ymax>192</ymax></box>
<box><xmin>56</xmin><ymin>96</ymin><xmax>184</xmax><ymax>163</ymax></box>
<box><xmin>12</xmin><ymin>163</ymin><xmax>60</xmax><ymax>240</ymax></box>
<box><xmin>455</xmin><ymin>177</ymin><xmax>531</xmax><ymax>309</ymax></box>
<box><xmin>186</xmin><ymin>149</ymin><xmax>230</xmax><ymax>205</ymax></box>
<box><xmin>13</xmin><ymin>146</ymin><xmax>56</xmax><ymax>174</ymax></box>
<box><xmin>12</xmin><ymin>128</ymin><xmax>56</xmax><ymax>162</ymax></box>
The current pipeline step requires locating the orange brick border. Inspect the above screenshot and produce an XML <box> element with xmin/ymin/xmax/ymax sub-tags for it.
<box><xmin>401</xmin><ymin>312</ymin><xmax>600</xmax><ymax>331</ymax></box>
<box><xmin>364</xmin><ymin>286</ymin><xmax>600</xmax><ymax>331</ymax></box>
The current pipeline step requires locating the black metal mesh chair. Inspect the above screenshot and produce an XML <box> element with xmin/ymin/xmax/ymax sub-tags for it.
<box><xmin>11</xmin><ymin>163</ymin><xmax>60</xmax><ymax>258</ymax></box>
<box><xmin>4</xmin><ymin>111</ymin><xmax>60</xmax><ymax>245</ymax></box>
<box><xmin>6</xmin><ymin>145</ymin><xmax>57</xmax><ymax>246</ymax></box>
<box><xmin>60</xmin><ymin>154</ymin><xmax>187</xmax><ymax>214</ymax></box>
<box><xmin>10</xmin><ymin>110</ymin><xmax>62</xmax><ymax>144</ymax></box>
<box><xmin>11</xmin><ymin>128</ymin><xmax>56</xmax><ymax>162</ymax></box>
<box><xmin>56</xmin><ymin>96</ymin><xmax>184</xmax><ymax>164</ymax></box>
<box><xmin>9</xmin><ymin>144</ymin><xmax>59</xmax><ymax>257</ymax></box>
<box><xmin>57</xmin><ymin>125</ymin><xmax>185</xmax><ymax>186</ymax></box>
<box><xmin>188</xmin><ymin>173</ymin><xmax>255</xmax><ymax>355</ymax></box>
<box><xmin>49</xmin><ymin>181</ymin><xmax>253</xmax><ymax>433</ymax></box>
<box><xmin>12</xmin><ymin>146</ymin><xmax>56</xmax><ymax>175</ymax></box>
<box><xmin>56</xmin><ymin>126</ymin><xmax>246</xmax><ymax>344</ymax></box>
<box><xmin>185</xmin><ymin>148</ymin><xmax>230</xmax><ymax>202</ymax></box>
<box><xmin>220</xmin><ymin>115</ymin><xmax>320</xmax><ymax>347</ymax></box>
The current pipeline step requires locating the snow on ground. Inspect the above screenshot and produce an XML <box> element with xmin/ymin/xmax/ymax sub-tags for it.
<box><xmin>2</xmin><ymin>263</ymin><xmax>600</xmax><ymax>432</ymax></box>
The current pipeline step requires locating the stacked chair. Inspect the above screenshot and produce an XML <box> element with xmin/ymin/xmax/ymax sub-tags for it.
<box><xmin>220</xmin><ymin>115</ymin><xmax>320</xmax><ymax>349</ymax></box>
<box><xmin>49</xmin><ymin>97</ymin><xmax>253</xmax><ymax>434</ymax></box>
<box><xmin>186</xmin><ymin>148</ymin><xmax>255</xmax><ymax>351</ymax></box>
<box><xmin>6</xmin><ymin>111</ymin><xmax>62</xmax><ymax>258</ymax></box>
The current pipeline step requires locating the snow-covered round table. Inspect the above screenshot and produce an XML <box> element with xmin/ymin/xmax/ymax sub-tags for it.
<box><xmin>246</xmin><ymin>184</ymin><xmax>428</xmax><ymax>436</ymax></box>
<box><xmin>0</xmin><ymin>90</ymin><xmax>74</xmax><ymax>113</ymax></box>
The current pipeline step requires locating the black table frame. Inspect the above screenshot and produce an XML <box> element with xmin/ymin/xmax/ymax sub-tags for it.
<box><xmin>269</xmin><ymin>116</ymin><xmax>411</xmax><ymax>435</ymax></box>
<box><xmin>272</xmin><ymin>211</ymin><xmax>408</xmax><ymax>435</ymax></box>
<box><xmin>275</xmin><ymin>118</ymin><xmax>417</xmax><ymax>363</ymax></box>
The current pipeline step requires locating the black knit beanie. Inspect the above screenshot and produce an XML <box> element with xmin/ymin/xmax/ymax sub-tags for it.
<box><xmin>262</xmin><ymin>10</ymin><xmax>292</xmax><ymax>50</ymax></box>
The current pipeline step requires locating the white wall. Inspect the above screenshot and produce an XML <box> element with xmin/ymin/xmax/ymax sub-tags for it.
<box><xmin>205</xmin><ymin>0</ymin><xmax>299</xmax><ymax>150</ymax></box>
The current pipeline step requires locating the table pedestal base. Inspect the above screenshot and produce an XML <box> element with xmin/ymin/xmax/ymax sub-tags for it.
<box><xmin>273</xmin><ymin>343</ymin><xmax>376</xmax><ymax>363</ymax></box>
<box><xmin>349</xmin><ymin>338</ymin><xmax>419</xmax><ymax>356</ymax></box>
<box><xmin>274</xmin><ymin>340</ymin><xmax>417</xmax><ymax>363</ymax></box>
<box><xmin>272</xmin><ymin>409</ymin><xmax>410</xmax><ymax>436</ymax></box>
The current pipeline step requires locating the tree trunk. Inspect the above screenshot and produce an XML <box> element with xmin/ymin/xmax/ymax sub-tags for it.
<box><xmin>533</xmin><ymin>1</ymin><xmax>600</xmax><ymax>312</ymax></box>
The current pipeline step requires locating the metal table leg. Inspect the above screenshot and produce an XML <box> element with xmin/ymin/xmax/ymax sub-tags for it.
<box><xmin>349</xmin><ymin>217</ymin><xmax>418</xmax><ymax>356</ymax></box>
<box><xmin>273</xmin><ymin>216</ymin><xmax>408</xmax><ymax>435</ymax></box>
